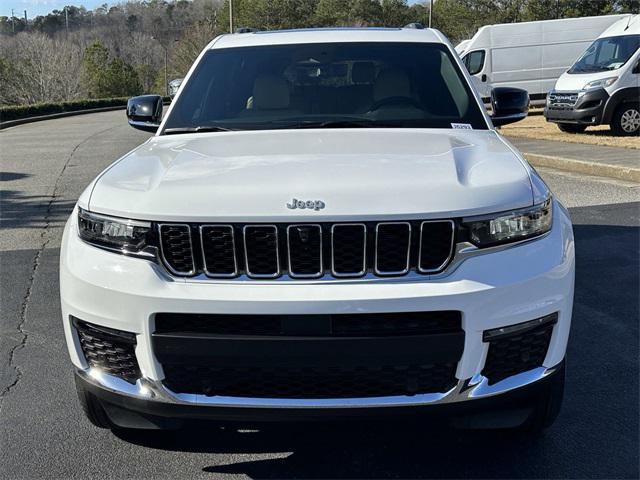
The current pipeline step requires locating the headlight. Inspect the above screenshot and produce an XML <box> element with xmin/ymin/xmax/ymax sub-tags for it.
<box><xmin>464</xmin><ymin>198</ymin><xmax>552</xmax><ymax>247</ymax></box>
<box><xmin>583</xmin><ymin>77</ymin><xmax>617</xmax><ymax>91</ymax></box>
<box><xmin>77</xmin><ymin>208</ymin><xmax>154</xmax><ymax>256</ymax></box>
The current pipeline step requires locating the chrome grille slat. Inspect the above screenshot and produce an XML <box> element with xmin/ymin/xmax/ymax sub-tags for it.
<box><xmin>243</xmin><ymin>225</ymin><xmax>280</xmax><ymax>278</ymax></box>
<box><xmin>375</xmin><ymin>222</ymin><xmax>411</xmax><ymax>275</ymax></box>
<box><xmin>158</xmin><ymin>224</ymin><xmax>195</xmax><ymax>276</ymax></box>
<box><xmin>287</xmin><ymin>224</ymin><xmax>323</xmax><ymax>278</ymax></box>
<box><xmin>331</xmin><ymin>223</ymin><xmax>367</xmax><ymax>277</ymax></box>
<box><xmin>418</xmin><ymin>220</ymin><xmax>455</xmax><ymax>273</ymax></box>
<box><xmin>200</xmin><ymin>225</ymin><xmax>238</xmax><ymax>278</ymax></box>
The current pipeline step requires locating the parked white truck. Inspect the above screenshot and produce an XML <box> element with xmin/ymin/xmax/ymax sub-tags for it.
<box><xmin>545</xmin><ymin>15</ymin><xmax>640</xmax><ymax>135</ymax></box>
<box><xmin>457</xmin><ymin>15</ymin><xmax>629</xmax><ymax>101</ymax></box>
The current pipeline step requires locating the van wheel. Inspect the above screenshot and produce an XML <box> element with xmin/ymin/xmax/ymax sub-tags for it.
<box><xmin>611</xmin><ymin>103</ymin><xmax>640</xmax><ymax>136</ymax></box>
<box><xmin>557</xmin><ymin>123</ymin><xmax>586</xmax><ymax>134</ymax></box>
<box><xmin>521</xmin><ymin>362</ymin><xmax>565</xmax><ymax>435</ymax></box>
<box><xmin>75</xmin><ymin>375</ymin><xmax>114</xmax><ymax>429</ymax></box>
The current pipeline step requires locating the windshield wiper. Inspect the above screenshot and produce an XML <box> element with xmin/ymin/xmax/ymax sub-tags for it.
<box><xmin>163</xmin><ymin>126</ymin><xmax>235</xmax><ymax>135</ymax></box>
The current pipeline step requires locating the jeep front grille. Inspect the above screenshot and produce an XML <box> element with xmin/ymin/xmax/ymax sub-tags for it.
<box><xmin>158</xmin><ymin>220</ymin><xmax>455</xmax><ymax>280</ymax></box>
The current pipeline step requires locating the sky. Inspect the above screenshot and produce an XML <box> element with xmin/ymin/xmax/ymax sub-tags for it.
<box><xmin>4</xmin><ymin>0</ymin><xmax>118</xmax><ymax>18</ymax></box>
<box><xmin>2</xmin><ymin>0</ymin><xmax>424</xmax><ymax>20</ymax></box>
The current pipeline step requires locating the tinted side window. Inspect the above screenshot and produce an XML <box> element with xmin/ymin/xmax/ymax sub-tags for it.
<box><xmin>464</xmin><ymin>50</ymin><xmax>485</xmax><ymax>75</ymax></box>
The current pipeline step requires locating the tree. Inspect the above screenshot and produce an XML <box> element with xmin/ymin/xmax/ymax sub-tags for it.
<box><xmin>169</xmin><ymin>21</ymin><xmax>219</xmax><ymax>77</ymax></box>
<box><xmin>81</xmin><ymin>41</ymin><xmax>142</xmax><ymax>98</ymax></box>
<box><xmin>105</xmin><ymin>57</ymin><xmax>143</xmax><ymax>96</ymax></box>
<box><xmin>0</xmin><ymin>32</ymin><xmax>83</xmax><ymax>104</ymax></box>
<box><xmin>314</xmin><ymin>0</ymin><xmax>351</xmax><ymax>25</ymax></box>
<box><xmin>381</xmin><ymin>0</ymin><xmax>412</xmax><ymax>27</ymax></box>
<box><xmin>81</xmin><ymin>42</ymin><xmax>111</xmax><ymax>98</ymax></box>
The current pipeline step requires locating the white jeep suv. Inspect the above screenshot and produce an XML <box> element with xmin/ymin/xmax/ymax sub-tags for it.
<box><xmin>60</xmin><ymin>27</ymin><xmax>574</xmax><ymax>433</ymax></box>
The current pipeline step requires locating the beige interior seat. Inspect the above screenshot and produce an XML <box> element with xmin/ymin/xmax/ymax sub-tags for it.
<box><xmin>373</xmin><ymin>69</ymin><xmax>412</xmax><ymax>102</ymax></box>
<box><xmin>245</xmin><ymin>74</ymin><xmax>292</xmax><ymax>112</ymax></box>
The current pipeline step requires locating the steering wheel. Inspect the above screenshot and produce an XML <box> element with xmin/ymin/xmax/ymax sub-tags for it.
<box><xmin>368</xmin><ymin>96</ymin><xmax>422</xmax><ymax>112</ymax></box>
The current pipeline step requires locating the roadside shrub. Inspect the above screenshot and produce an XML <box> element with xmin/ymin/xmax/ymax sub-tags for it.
<box><xmin>0</xmin><ymin>96</ymin><xmax>172</xmax><ymax>122</ymax></box>
<box><xmin>0</xmin><ymin>98</ymin><xmax>129</xmax><ymax>122</ymax></box>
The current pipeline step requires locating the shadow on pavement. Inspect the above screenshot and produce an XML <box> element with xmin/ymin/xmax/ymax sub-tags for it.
<box><xmin>0</xmin><ymin>171</ymin><xmax>32</xmax><ymax>182</ymax></box>
<box><xmin>0</xmin><ymin>189</ymin><xmax>75</xmax><ymax>229</ymax></box>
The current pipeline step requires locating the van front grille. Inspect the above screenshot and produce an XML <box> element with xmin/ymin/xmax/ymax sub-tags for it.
<box><xmin>548</xmin><ymin>92</ymin><xmax>579</xmax><ymax>109</ymax></box>
<box><xmin>157</xmin><ymin>220</ymin><xmax>455</xmax><ymax>280</ymax></box>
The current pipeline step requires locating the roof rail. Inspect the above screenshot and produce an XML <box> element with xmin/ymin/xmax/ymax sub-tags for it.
<box><xmin>404</xmin><ymin>23</ymin><xmax>425</xmax><ymax>29</ymax></box>
<box><xmin>235</xmin><ymin>27</ymin><xmax>259</xmax><ymax>34</ymax></box>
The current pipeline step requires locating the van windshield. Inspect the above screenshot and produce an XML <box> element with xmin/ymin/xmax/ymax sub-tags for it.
<box><xmin>162</xmin><ymin>42</ymin><xmax>488</xmax><ymax>133</ymax></box>
<box><xmin>568</xmin><ymin>34</ymin><xmax>640</xmax><ymax>73</ymax></box>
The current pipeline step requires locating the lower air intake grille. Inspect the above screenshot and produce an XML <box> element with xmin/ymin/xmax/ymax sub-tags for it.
<box><xmin>482</xmin><ymin>317</ymin><xmax>555</xmax><ymax>385</ymax></box>
<box><xmin>73</xmin><ymin>317</ymin><xmax>140</xmax><ymax>384</ymax></box>
<box><xmin>163</xmin><ymin>362</ymin><xmax>458</xmax><ymax>398</ymax></box>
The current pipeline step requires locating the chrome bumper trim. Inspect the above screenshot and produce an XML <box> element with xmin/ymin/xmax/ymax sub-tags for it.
<box><xmin>77</xmin><ymin>363</ymin><xmax>560</xmax><ymax>409</ymax></box>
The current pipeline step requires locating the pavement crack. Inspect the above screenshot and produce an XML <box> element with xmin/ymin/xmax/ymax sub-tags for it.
<box><xmin>0</xmin><ymin>249</ymin><xmax>41</xmax><ymax>409</ymax></box>
<box><xmin>0</xmin><ymin>125</ymin><xmax>119</xmax><ymax>411</ymax></box>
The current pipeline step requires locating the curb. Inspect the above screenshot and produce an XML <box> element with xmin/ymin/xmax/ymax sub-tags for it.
<box><xmin>0</xmin><ymin>105</ymin><xmax>127</xmax><ymax>130</ymax></box>
<box><xmin>523</xmin><ymin>152</ymin><xmax>640</xmax><ymax>183</ymax></box>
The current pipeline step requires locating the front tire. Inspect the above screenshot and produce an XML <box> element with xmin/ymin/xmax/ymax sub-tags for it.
<box><xmin>75</xmin><ymin>375</ymin><xmax>114</xmax><ymax>429</ymax></box>
<box><xmin>557</xmin><ymin>123</ymin><xmax>587</xmax><ymax>134</ymax></box>
<box><xmin>522</xmin><ymin>362</ymin><xmax>565</xmax><ymax>434</ymax></box>
<box><xmin>611</xmin><ymin>103</ymin><xmax>640</xmax><ymax>136</ymax></box>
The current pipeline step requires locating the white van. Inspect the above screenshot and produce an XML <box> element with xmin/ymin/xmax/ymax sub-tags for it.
<box><xmin>545</xmin><ymin>15</ymin><xmax>640</xmax><ymax>135</ymax></box>
<box><xmin>457</xmin><ymin>15</ymin><xmax>629</xmax><ymax>101</ymax></box>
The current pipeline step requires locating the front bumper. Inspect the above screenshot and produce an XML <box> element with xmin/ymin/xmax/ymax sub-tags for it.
<box><xmin>61</xmin><ymin>201</ymin><xmax>574</xmax><ymax>416</ymax></box>
<box><xmin>544</xmin><ymin>88</ymin><xmax>609</xmax><ymax>125</ymax></box>
<box><xmin>76</xmin><ymin>362</ymin><xmax>564</xmax><ymax>428</ymax></box>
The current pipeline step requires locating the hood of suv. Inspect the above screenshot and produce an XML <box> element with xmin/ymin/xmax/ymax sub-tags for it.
<box><xmin>89</xmin><ymin>129</ymin><xmax>534</xmax><ymax>222</ymax></box>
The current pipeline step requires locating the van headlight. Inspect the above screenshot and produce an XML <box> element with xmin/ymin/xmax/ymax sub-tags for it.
<box><xmin>582</xmin><ymin>77</ymin><xmax>617</xmax><ymax>91</ymax></box>
<box><xmin>464</xmin><ymin>198</ymin><xmax>552</xmax><ymax>247</ymax></box>
<box><xmin>77</xmin><ymin>208</ymin><xmax>154</xmax><ymax>257</ymax></box>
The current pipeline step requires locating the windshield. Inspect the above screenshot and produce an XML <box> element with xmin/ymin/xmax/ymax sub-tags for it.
<box><xmin>569</xmin><ymin>35</ymin><xmax>640</xmax><ymax>73</ymax></box>
<box><xmin>162</xmin><ymin>42</ymin><xmax>487</xmax><ymax>133</ymax></box>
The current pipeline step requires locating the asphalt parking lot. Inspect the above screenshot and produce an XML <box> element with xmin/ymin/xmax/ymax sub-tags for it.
<box><xmin>1</xmin><ymin>111</ymin><xmax>639</xmax><ymax>479</ymax></box>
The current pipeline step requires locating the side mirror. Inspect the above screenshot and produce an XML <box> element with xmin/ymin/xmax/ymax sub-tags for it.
<box><xmin>127</xmin><ymin>95</ymin><xmax>162</xmax><ymax>133</ymax></box>
<box><xmin>490</xmin><ymin>87</ymin><xmax>529</xmax><ymax>127</ymax></box>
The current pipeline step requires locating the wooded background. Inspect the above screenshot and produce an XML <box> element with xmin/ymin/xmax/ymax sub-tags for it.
<box><xmin>1</xmin><ymin>0</ymin><xmax>638</xmax><ymax>106</ymax></box>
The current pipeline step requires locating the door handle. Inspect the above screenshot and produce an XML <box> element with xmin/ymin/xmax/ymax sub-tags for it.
<box><xmin>481</xmin><ymin>74</ymin><xmax>487</xmax><ymax>82</ymax></box>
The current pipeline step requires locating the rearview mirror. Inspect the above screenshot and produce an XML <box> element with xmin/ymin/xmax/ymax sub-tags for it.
<box><xmin>127</xmin><ymin>95</ymin><xmax>163</xmax><ymax>133</ymax></box>
<box><xmin>490</xmin><ymin>87</ymin><xmax>529</xmax><ymax>127</ymax></box>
